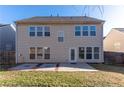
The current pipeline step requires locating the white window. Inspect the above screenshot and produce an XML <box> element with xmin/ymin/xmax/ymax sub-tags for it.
<box><xmin>6</xmin><ymin>44</ymin><xmax>12</xmax><ymax>51</ymax></box>
<box><xmin>28</xmin><ymin>26</ymin><xmax>50</xmax><ymax>37</ymax></box>
<box><xmin>29</xmin><ymin>47</ymin><xmax>35</xmax><ymax>59</ymax></box>
<box><xmin>58</xmin><ymin>31</ymin><xmax>64</xmax><ymax>42</ymax></box>
<box><xmin>82</xmin><ymin>26</ymin><xmax>89</xmax><ymax>36</ymax></box>
<box><xmin>37</xmin><ymin>26</ymin><xmax>43</xmax><ymax>36</ymax></box>
<box><xmin>90</xmin><ymin>26</ymin><xmax>96</xmax><ymax>36</ymax></box>
<box><xmin>114</xmin><ymin>42</ymin><xmax>120</xmax><ymax>50</ymax></box>
<box><xmin>79</xmin><ymin>47</ymin><xmax>85</xmax><ymax>59</ymax></box>
<box><xmin>75</xmin><ymin>26</ymin><xmax>81</xmax><ymax>36</ymax></box>
<box><xmin>44</xmin><ymin>26</ymin><xmax>50</xmax><ymax>36</ymax></box>
<box><xmin>75</xmin><ymin>25</ymin><xmax>96</xmax><ymax>37</ymax></box>
<box><xmin>37</xmin><ymin>47</ymin><xmax>43</xmax><ymax>59</ymax></box>
<box><xmin>29</xmin><ymin>26</ymin><xmax>35</xmax><ymax>36</ymax></box>
<box><xmin>44</xmin><ymin>47</ymin><xmax>50</xmax><ymax>59</ymax></box>
<box><xmin>94</xmin><ymin>47</ymin><xmax>99</xmax><ymax>59</ymax></box>
<box><xmin>86</xmin><ymin>47</ymin><xmax>92</xmax><ymax>59</ymax></box>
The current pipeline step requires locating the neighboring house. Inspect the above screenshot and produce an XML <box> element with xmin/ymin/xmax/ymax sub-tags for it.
<box><xmin>0</xmin><ymin>24</ymin><xmax>15</xmax><ymax>51</ymax></box>
<box><xmin>104</xmin><ymin>28</ymin><xmax>124</xmax><ymax>63</ymax></box>
<box><xmin>15</xmin><ymin>16</ymin><xmax>104</xmax><ymax>63</ymax></box>
<box><xmin>0</xmin><ymin>24</ymin><xmax>15</xmax><ymax>62</ymax></box>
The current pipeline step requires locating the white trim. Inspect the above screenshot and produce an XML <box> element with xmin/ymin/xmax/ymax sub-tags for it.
<box><xmin>74</xmin><ymin>25</ymin><xmax>97</xmax><ymax>37</ymax></box>
<box><xmin>28</xmin><ymin>26</ymin><xmax>36</xmax><ymax>37</ymax></box>
<box><xmin>29</xmin><ymin>47</ymin><xmax>36</xmax><ymax>60</ymax></box>
<box><xmin>28</xmin><ymin>25</ymin><xmax>50</xmax><ymax>37</ymax></box>
<box><xmin>89</xmin><ymin>25</ymin><xmax>97</xmax><ymax>36</ymax></box>
<box><xmin>74</xmin><ymin>25</ymin><xmax>81</xmax><ymax>37</ymax></box>
<box><xmin>15</xmin><ymin>24</ymin><xmax>18</xmax><ymax>64</ymax></box>
<box><xmin>69</xmin><ymin>48</ymin><xmax>77</xmax><ymax>62</ymax></box>
<box><xmin>57</xmin><ymin>31</ymin><xmax>64</xmax><ymax>43</ymax></box>
<box><xmin>78</xmin><ymin>47</ymin><xmax>85</xmax><ymax>60</ymax></box>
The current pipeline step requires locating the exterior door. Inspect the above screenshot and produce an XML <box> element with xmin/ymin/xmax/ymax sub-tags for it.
<box><xmin>69</xmin><ymin>48</ymin><xmax>76</xmax><ymax>62</ymax></box>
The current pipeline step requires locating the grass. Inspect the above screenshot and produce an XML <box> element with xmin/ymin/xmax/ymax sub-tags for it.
<box><xmin>0</xmin><ymin>64</ymin><xmax>124</xmax><ymax>87</ymax></box>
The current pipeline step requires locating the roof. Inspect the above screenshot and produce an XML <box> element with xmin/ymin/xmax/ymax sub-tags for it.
<box><xmin>0</xmin><ymin>24</ymin><xmax>9</xmax><ymax>27</ymax></box>
<box><xmin>0</xmin><ymin>24</ymin><xmax>15</xmax><ymax>51</ymax></box>
<box><xmin>15</xmin><ymin>16</ymin><xmax>105</xmax><ymax>24</ymax></box>
<box><xmin>113</xmin><ymin>28</ymin><xmax>124</xmax><ymax>32</ymax></box>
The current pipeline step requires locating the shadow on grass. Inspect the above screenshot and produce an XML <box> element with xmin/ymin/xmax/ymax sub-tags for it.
<box><xmin>89</xmin><ymin>63</ymin><xmax>124</xmax><ymax>74</ymax></box>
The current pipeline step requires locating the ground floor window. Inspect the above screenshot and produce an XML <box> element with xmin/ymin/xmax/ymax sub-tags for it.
<box><xmin>79</xmin><ymin>47</ymin><xmax>85</xmax><ymax>59</ymax></box>
<box><xmin>29</xmin><ymin>47</ymin><xmax>50</xmax><ymax>60</ymax></box>
<box><xmin>37</xmin><ymin>47</ymin><xmax>43</xmax><ymax>59</ymax></box>
<box><xmin>86</xmin><ymin>47</ymin><xmax>92</xmax><ymax>59</ymax></box>
<box><xmin>29</xmin><ymin>47</ymin><xmax>35</xmax><ymax>59</ymax></box>
<box><xmin>94</xmin><ymin>47</ymin><xmax>99</xmax><ymax>59</ymax></box>
<box><xmin>78</xmin><ymin>47</ymin><xmax>100</xmax><ymax>60</ymax></box>
<box><xmin>44</xmin><ymin>47</ymin><xmax>50</xmax><ymax>59</ymax></box>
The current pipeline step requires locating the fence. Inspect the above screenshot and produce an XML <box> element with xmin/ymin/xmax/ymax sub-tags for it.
<box><xmin>104</xmin><ymin>51</ymin><xmax>124</xmax><ymax>64</ymax></box>
<box><xmin>0</xmin><ymin>51</ymin><xmax>15</xmax><ymax>70</ymax></box>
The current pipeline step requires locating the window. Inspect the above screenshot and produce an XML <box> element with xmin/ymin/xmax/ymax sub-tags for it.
<box><xmin>6</xmin><ymin>44</ymin><xmax>12</xmax><ymax>51</ymax></box>
<box><xmin>90</xmin><ymin>26</ymin><xmax>96</xmax><ymax>36</ymax></box>
<box><xmin>37</xmin><ymin>47</ymin><xmax>43</xmax><ymax>59</ymax></box>
<box><xmin>79</xmin><ymin>47</ymin><xmax>85</xmax><ymax>59</ymax></box>
<box><xmin>44</xmin><ymin>26</ymin><xmax>50</xmax><ymax>36</ymax></box>
<box><xmin>75</xmin><ymin>26</ymin><xmax>81</xmax><ymax>36</ymax></box>
<box><xmin>58</xmin><ymin>32</ymin><xmax>64</xmax><ymax>42</ymax></box>
<box><xmin>29</xmin><ymin>47</ymin><xmax>35</xmax><ymax>59</ymax></box>
<box><xmin>94</xmin><ymin>47</ymin><xmax>99</xmax><ymax>59</ymax></box>
<box><xmin>37</xmin><ymin>26</ymin><xmax>43</xmax><ymax>36</ymax></box>
<box><xmin>86</xmin><ymin>47</ymin><xmax>92</xmax><ymax>59</ymax></box>
<box><xmin>82</xmin><ymin>26</ymin><xmax>88</xmax><ymax>36</ymax></box>
<box><xmin>44</xmin><ymin>47</ymin><xmax>50</xmax><ymax>59</ymax></box>
<box><xmin>29</xmin><ymin>27</ymin><xmax>35</xmax><ymax>36</ymax></box>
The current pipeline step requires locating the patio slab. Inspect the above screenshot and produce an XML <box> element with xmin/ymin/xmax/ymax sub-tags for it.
<box><xmin>9</xmin><ymin>63</ymin><xmax>97</xmax><ymax>71</ymax></box>
<box><xmin>9</xmin><ymin>64</ymin><xmax>38</xmax><ymax>71</ymax></box>
<box><xmin>57</xmin><ymin>63</ymin><xmax>97</xmax><ymax>71</ymax></box>
<box><xmin>34</xmin><ymin>63</ymin><xmax>57</xmax><ymax>71</ymax></box>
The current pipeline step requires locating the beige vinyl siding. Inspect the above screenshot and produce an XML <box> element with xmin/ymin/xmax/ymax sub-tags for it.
<box><xmin>16</xmin><ymin>23</ymin><xmax>103</xmax><ymax>63</ymax></box>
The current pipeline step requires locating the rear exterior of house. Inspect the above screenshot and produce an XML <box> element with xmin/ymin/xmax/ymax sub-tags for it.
<box><xmin>16</xmin><ymin>16</ymin><xmax>104</xmax><ymax>63</ymax></box>
<box><xmin>104</xmin><ymin>28</ymin><xmax>124</xmax><ymax>63</ymax></box>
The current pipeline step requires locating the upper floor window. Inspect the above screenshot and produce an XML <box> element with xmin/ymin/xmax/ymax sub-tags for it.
<box><xmin>44</xmin><ymin>26</ymin><xmax>50</xmax><ymax>36</ymax></box>
<box><xmin>90</xmin><ymin>26</ymin><xmax>96</xmax><ymax>36</ymax></box>
<box><xmin>28</xmin><ymin>26</ymin><xmax>50</xmax><ymax>37</ymax></box>
<box><xmin>82</xmin><ymin>26</ymin><xmax>88</xmax><ymax>36</ymax></box>
<box><xmin>75</xmin><ymin>25</ymin><xmax>96</xmax><ymax>37</ymax></box>
<box><xmin>29</xmin><ymin>26</ymin><xmax>35</xmax><ymax>36</ymax></box>
<box><xmin>58</xmin><ymin>31</ymin><xmax>64</xmax><ymax>42</ymax></box>
<box><xmin>75</xmin><ymin>26</ymin><xmax>81</xmax><ymax>36</ymax></box>
<box><xmin>37</xmin><ymin>26</ymin><xmax>43</xmax><ymax>36</ymax></box>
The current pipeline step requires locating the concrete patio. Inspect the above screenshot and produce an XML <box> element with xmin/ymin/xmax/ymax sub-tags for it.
<box><xmin>9</xmin><ymin>63</ymin><xmax>98</xmax><ymax>71</ymax></box>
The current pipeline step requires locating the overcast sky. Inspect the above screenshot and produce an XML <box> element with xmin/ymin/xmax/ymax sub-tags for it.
<box><xmin>0</xmin><ymin>5</ymin><xmax>124</xmax><ymax>36</ymax></box>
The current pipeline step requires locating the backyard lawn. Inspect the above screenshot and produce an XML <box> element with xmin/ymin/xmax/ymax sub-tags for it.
<box><xmin>0</xmin><ymin>64</ymin><xmax>124</xmax><ymax>87</ymax></box>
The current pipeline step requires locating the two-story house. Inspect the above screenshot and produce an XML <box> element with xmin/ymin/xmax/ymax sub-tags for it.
<box><xmin>15</xmin><ymin>16</ymin><xmax>104</xmax><ymax>63</ymax></box>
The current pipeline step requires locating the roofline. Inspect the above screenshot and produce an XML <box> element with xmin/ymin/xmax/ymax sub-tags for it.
<box><xmin>15</xmin><ymin>16</ymin><xmax>105</xmax><ymax>24</ymax></box>
<box><xmin>15</xmin><ymin>21</ymin><xmax>104</xmax><ymax>25</ymax></box>
<box><xmin>104</xmin><ymin>28</ymin><xmax>124</xmax><ymax>40</ymax></box>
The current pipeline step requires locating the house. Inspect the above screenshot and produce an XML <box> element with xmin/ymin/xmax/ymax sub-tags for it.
<box><xmin>0</xmin><ymin>24</ymin><xmax>15</xmax><ymax>51</ymax></box>
<box><xmin>0</xmin><ymin>24</ymin><xmax>15</xmax><ymax>62</ymax></box>
<box><xmin>104</xmin><ymin>28</ymin><xmax>124</xmax><ymax>63</ymax></box>
<box><xmin>15</xmin><ymin>16</ymin><xmax>104</xmax><ymax>63</ymax></box>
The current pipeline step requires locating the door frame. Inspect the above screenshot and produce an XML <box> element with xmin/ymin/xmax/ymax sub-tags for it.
<box><xmin>69</xmin><ymin>48</ymin><xmax>77</xmax><ymax>62</ymax></box>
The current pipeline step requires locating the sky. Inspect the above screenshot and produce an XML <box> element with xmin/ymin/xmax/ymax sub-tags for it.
<box><xmin>0</xmin><ymin>5</ymin><xmax>124</xmax><ymax>36</ymax></box>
